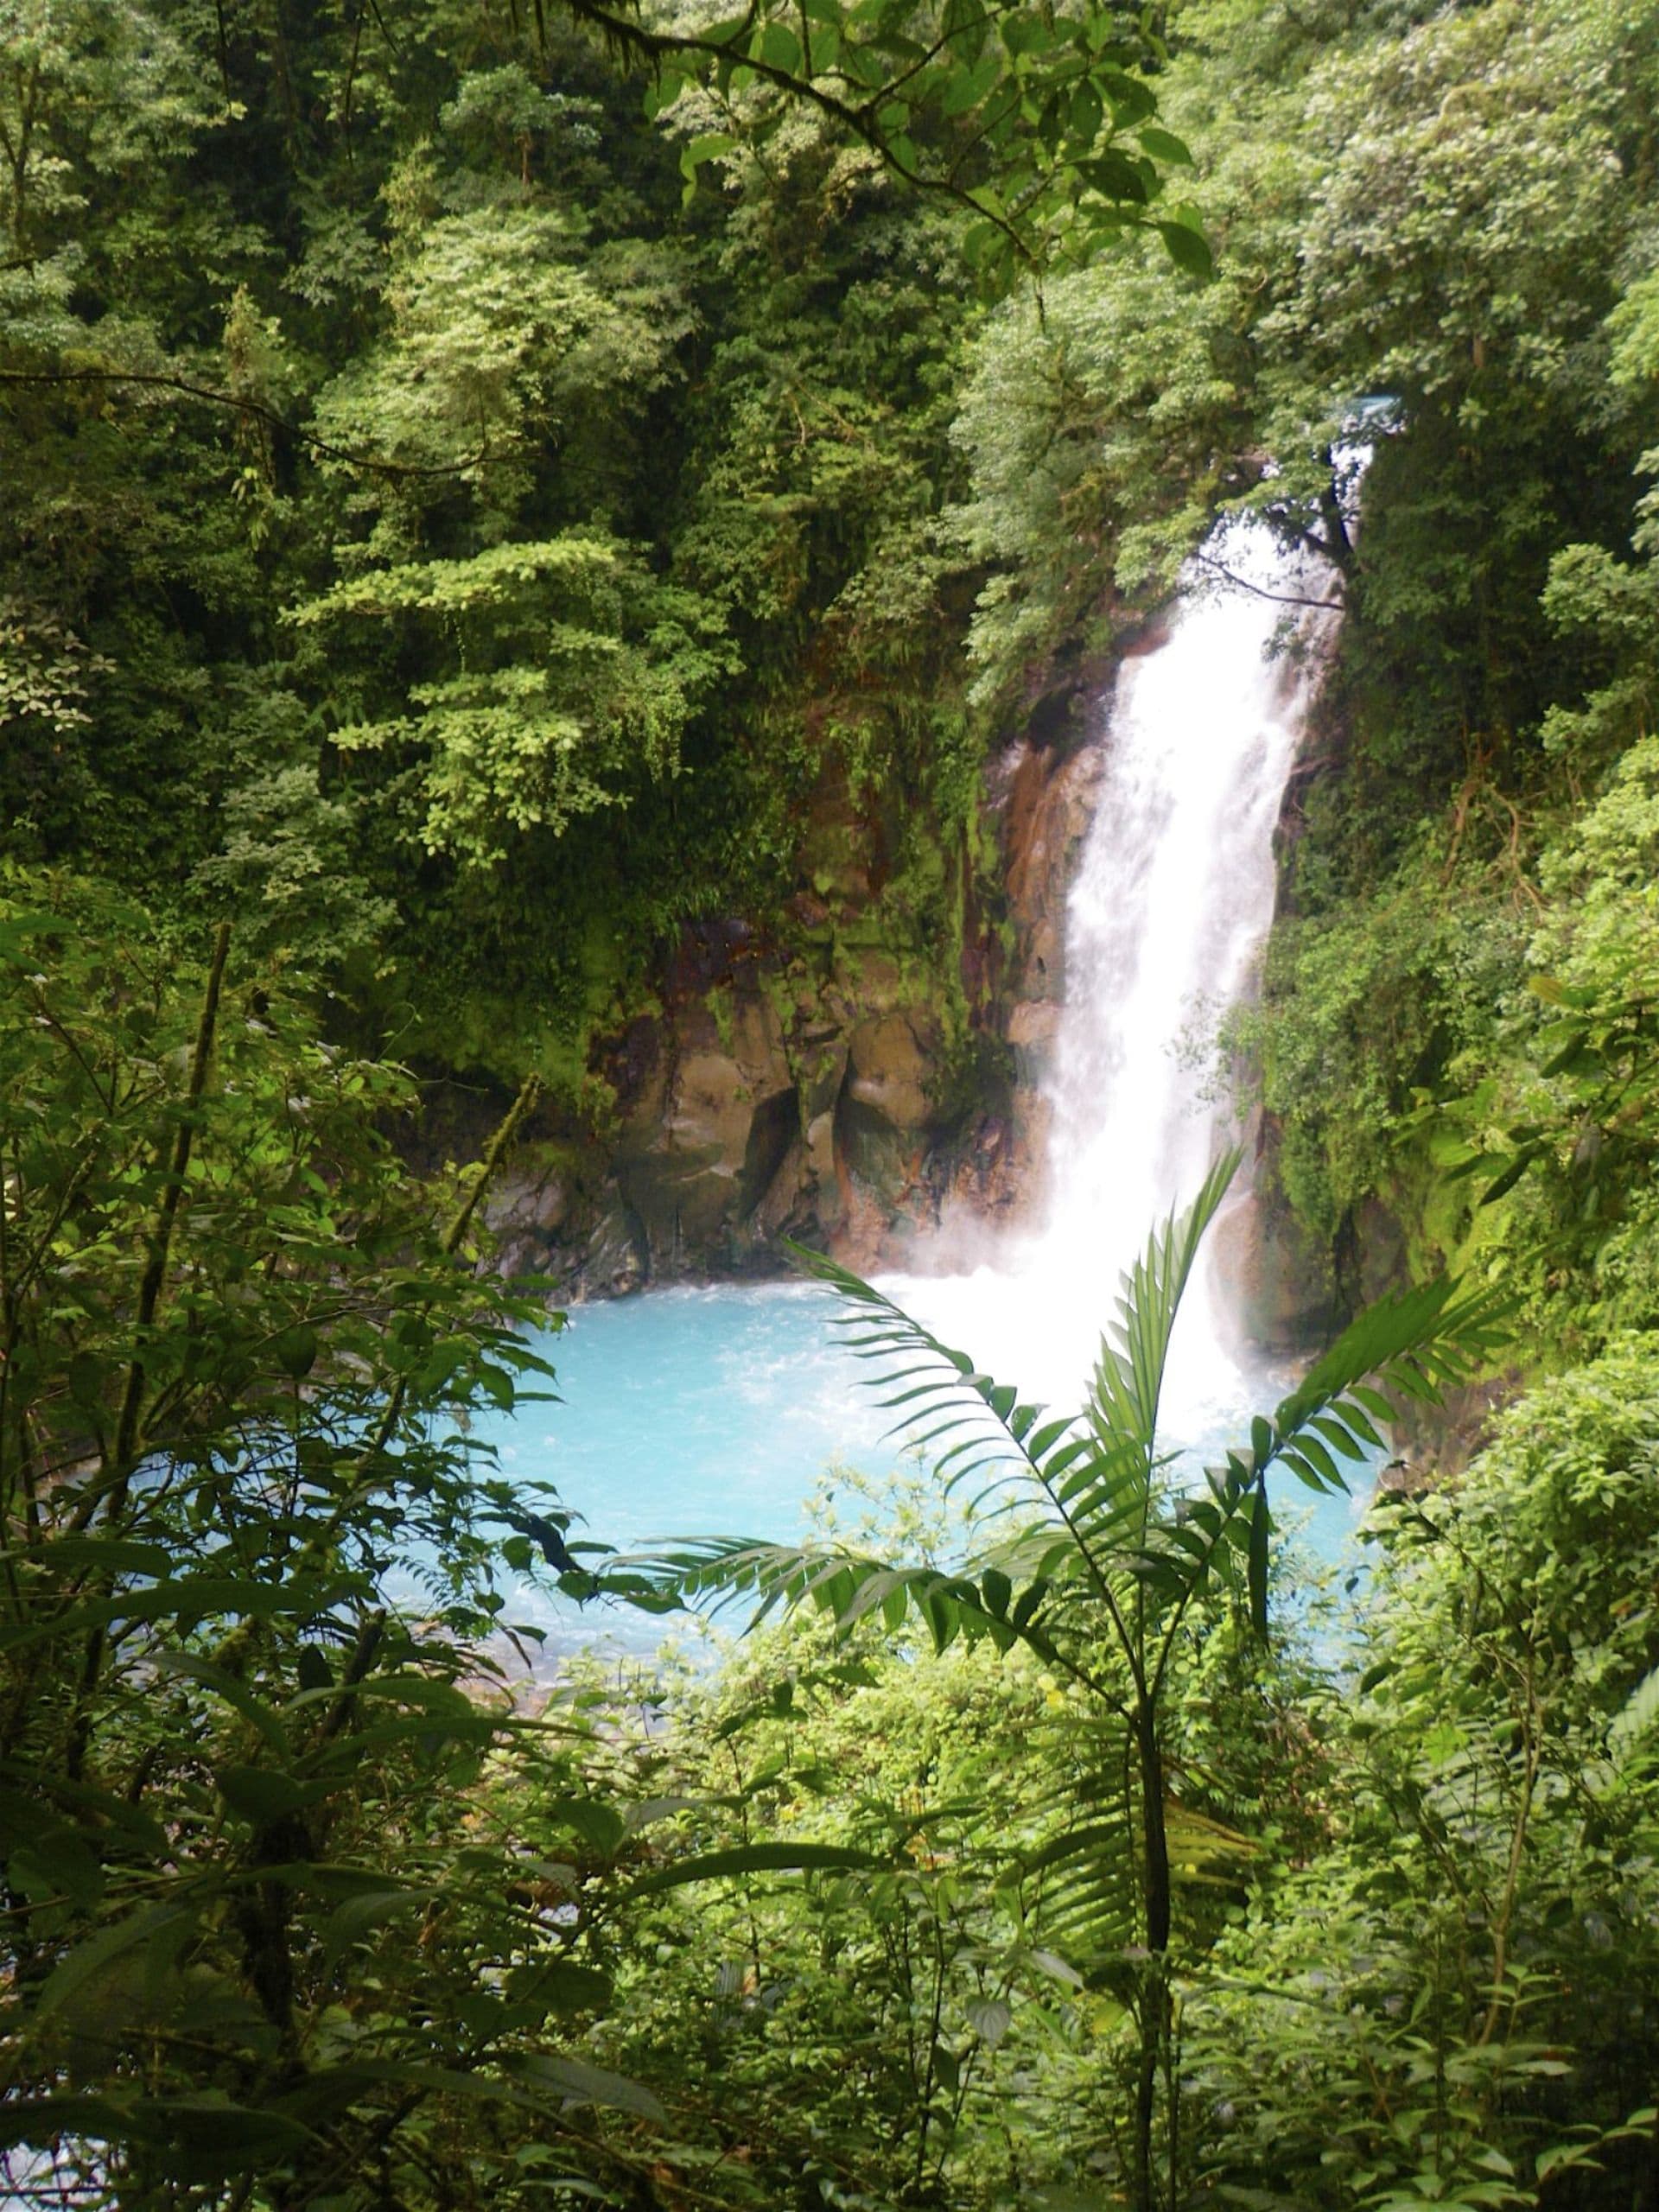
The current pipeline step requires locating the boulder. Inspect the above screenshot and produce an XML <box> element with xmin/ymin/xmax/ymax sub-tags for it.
<box><xmin>486</xmin><ymin>1153</ymin><xmax>572</xmax><ymax>1281</ymax></box>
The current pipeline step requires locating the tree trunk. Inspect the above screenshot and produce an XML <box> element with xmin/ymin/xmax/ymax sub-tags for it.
<box><xmin>1133</xmin><ymin>1700</ymin><xmax>1173</xmax><ymax>2212</ymax></box>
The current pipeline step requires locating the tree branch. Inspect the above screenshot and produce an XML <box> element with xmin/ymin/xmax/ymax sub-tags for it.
<box><xmin>558</xmin><ymin>0</ymin><xmax>1039</xmax><ymax>264</ymax></box>
<box><xmin>1194</xmin><ymin>550</ymin><xmax>1343</xmax><ymax>613</ymax></box>
<box><xmin>0</xmin><ymin>367</ymin><xmax>506</xmax><ymax>480</ymax></box>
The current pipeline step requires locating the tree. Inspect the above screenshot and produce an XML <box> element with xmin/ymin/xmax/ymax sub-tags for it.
<box><xmin>545</xmin><ymin>0</ymin><xmax>1211</xmax><ymax>285</ymax></box>
<box><xmin>0</xmin><ymin>891</ymin><xmax>669</xmax><ymax>2208</ymax></box>
<box><xmin>652</xmin><ymin>1153</ymin><xmax>1510</xmax><ymax>2209</ymax></box>
<box><xmin>1185</xmin><ymin>1339</ymin><xmax>1659</xmax><ymax>2209</ymax></box>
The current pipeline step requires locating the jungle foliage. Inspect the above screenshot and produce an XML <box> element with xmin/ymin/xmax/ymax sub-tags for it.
<box><xmin>4</xmin><ymin>931</ymin><xmax>1655</xmax><ymax>2212</ymax></box>
<box><xmin>6</xmin><ymin>0</ymin><xmax>1659</xmax><ymax>2206</ymax></box>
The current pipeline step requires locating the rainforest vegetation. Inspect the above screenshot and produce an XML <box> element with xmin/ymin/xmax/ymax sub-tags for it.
<box><xmin>3</xmin><ymin>0</ymin><xmax>1659</xmax><ymax>2205</ymax></box>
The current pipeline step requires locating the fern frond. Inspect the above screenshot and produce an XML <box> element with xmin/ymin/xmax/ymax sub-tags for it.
<box><xmin>1135</xmin><ymin>1274</ymin><xmax>1514</xmax><ymax>1651</ymax></box>
<box><xmin>1088</xmin><ymin>1151</ymin><xmax>1243</xmax><ymax>1475</ymax></box>
<box><xmin>650</xmin><ymin>1193</ymin><xmax>1509</xmax><ymax>1682</ymax></box>
<box><xmin>640</xmin><ymin>1537</ymin><xmax>1048</xmax><ymax>1656</ymax></box>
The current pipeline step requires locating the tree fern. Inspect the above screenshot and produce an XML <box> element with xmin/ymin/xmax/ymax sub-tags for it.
<box><xmin>639</xmin><ymin>1159</ymin><xmax>1509</xmax><ymax>2212</ymax></box>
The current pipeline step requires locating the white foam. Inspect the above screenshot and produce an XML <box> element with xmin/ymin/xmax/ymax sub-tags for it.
<box><xmin>888</xmin><ymin>516</ymin><xmax>1339</xmax><ymax>1430</ymax></box>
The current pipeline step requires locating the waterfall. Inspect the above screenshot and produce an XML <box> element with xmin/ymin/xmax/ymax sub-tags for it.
<box><xmin>895</xmin><ymin>516</ymin><xmax>1338</xmax><ymax>1428</ymax></box>
<box><xmin>478</xmin><ymin>515</ymin><xmax>1353</xmax><ymax>1633</ymax></box>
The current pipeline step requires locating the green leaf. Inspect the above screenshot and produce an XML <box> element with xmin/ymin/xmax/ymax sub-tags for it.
<box><xmin>1138</xmin><ymin>124</ymin><xmax>1192</xmax><ymax>165</ymax></box>
<box><xmin>515</xmin><ymin>2055</ymin><xmax>665</xmax><ymax>2122</ymax></box>
<box><xmin>0</xmin><ymin>1575</ymin><xmax>335</xmax><ymax>1653</ymax></box>
<box><xmin>1028</xmin><ymin>1948</ymin><xmax>1085</xmax><ymax>1988</ymax></box>
<box><xmin>512</xmin><ymin>1961</ymin><xmax>613</xmax><ymax>2016</ymax></box>
<box><xmin>543</xmin><ymin>1798</ymin><xmax>626</xmax><ymax>1855</ymax></box>
<box><xmin>1010</xmin><ymin>1580</ymin><xmax>1049</xmax><ymax>1631</ymax></box>
<box><xmin>37</xmin><ymin>1899</ymin><xmax>200</xmax><ymax>2021</ymax></box>
<box><xmin>0</xmin><ymin>2093</ymin><xmax>315</xmax><ymax>2165</ymax></box>
<box><xmin>9</xmin><ymin>1828</ymin><xmax>105</xmax><ymax>1909</ymax></box>
<box><xmin>1079</xmin><ymin>150</ymin><xmax>1149</xmax><ymax>204</ymax></box>
<box><xmin>754</xmin><ymin>20</ymin><xmax>803</xmax><ymax>73</ymax></box>
<box><xmin>0</xmin><ymin>912</ymin><xmax>76</xmax><ymax>960</ymax></box>
<box><xmin>1096</xmin><ymin>67</ymin><xmax>1156</xmax><ymax>124</ymax></box>
<box><xmin>218</xmin><ymin>1765</ymin><xmax>325</xmax><ymax>1826</ymax></box>
<box><xmin>642</xmin><ymin>67</ymin><xmax>687</xmax><ymax>118</ymax></box>
<box><xmin>0</xmin><ymin>2095</ymin><xmax>137</xmax><ymax>2152</ymax></box>
<box><xmin>1156</xmin><ymin>219</ymin><xmax>1214</xmax><ymax>278</ymax></box>
<box><xmin>1248</xmin><ymin>1483</ymin><xmax>1270</xmax><ymax>1639</ymax></box>
<box><xmin>1478</xmin><ymin>1152</ymin><xmax>1536</xmax><ymax>1207</ymax></box>
<box><xmin>1064</xmin><ymin>80</ymin><xmax>1101</xmax><ymax>143</ymax></box>
<box><xmin>631</xmin><ymin>1842</ymin><xmax>881</xmax><ymax>1892</ymax></box>
<box><xmin>1294</xmin><ymin>1433</ymin><xmax>1342</xmax><ymax>1487</ymax></box>
<box><xmin>679</xmin><ymin>131</ymin><xmax>737</xmax><ymax>184</ymax></box>
<box><xmin>273</xmin><ymin>1324</ymin><xmax>318</xmax><ymax>1377</ymax></box>
<box><xmin>28</xmin><ymin>1532</ymin><xmax>171</xmax><ymax>1580</ymax></box>
<box><xmin>980</xmin><ymin>1567</ymin><xmax>1013</xmax><ymax>1618</ymax></box>
<box><xmin>321</xmin><ymin>1887</ymin><xmax>426</xmax><ymax>1972</ymax></box>
<box><xmin>944</xmin><ymin>55</ymin><xmax>999</xmax><ymax>115</ymax></box>
<box><xmin>1308</xmin><ymin>1414</ymin><xmax>1366</xmax><ymax>1462</ymax></box>
<box><xmin>158</xmin><ymin>1653</ymin><xmax>291</xmax><ymax>1753</ymax></box>
<box><xmin>307</xmin><ymin>2054</ymin><xmax>664</xmax><ymax>2126</ymax></box>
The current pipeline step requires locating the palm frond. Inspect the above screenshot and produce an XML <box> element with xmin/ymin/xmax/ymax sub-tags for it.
<box><xmin>1611</xmin><ymin>1662</ymin><xmax>1659</xmax><ymax>1767</ymax></box>
<box><xmin>1020</xmin><ymin>1815</ymin><xmax>1138</xmax><ymax>1962</ymax></box>
<box><xmin>1268</xmin><ymin>1275</ymin><xmax>1512</xmax><ymax>1488</ymax></box>
<box><xmin>651</xmin><ymin>1194</ymin><xmax>1510</xmax><ymax>1680</ymax></box>
<box><xmin>641</xmin><ymin>1536</ymin><xmax>1052</xmax><ymax>1656</ymax></box>
<box><xmin>1135</xmin><ymin>1274</ymin><xmax>1514</xmax><ymax>1649</ymax></box>
<box><xmin>785</xmin><ymin>1164</ymin><xmax>1242</xmax><ymax>1607</ymax></box>
<box><xmin>785</xmin><ymin>1240</ymin><xmax>1058</xmax><ymax>1503</ymax></box>
<box><xmin>1010</xmin><ymin>1793</ymin><xmax>1255</xmax><ymax>1974</ymax></box>
<box><xmin>1065</xmin><ymin>1151</ymin><xmax>1243</xmax><ymax>1559</ymax></box>
<box><xmin>1088</xmin><ymin>1151</ymin><xmax>1243</xmax><ymax>1478</ymax></box>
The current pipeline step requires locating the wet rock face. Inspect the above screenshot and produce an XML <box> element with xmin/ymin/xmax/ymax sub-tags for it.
<box><xmin>838</xmin><ymin>1009</ymin><xmax>937</xmax><ymax>1199</ymax></box>
<box><xmin>603</xmin><ymin>1000</ymin><xmax>757</xmax><ymax>1272</ymax></box>
<box><xmin>499</xmin><ymin>963</ymin><xmax>959</xmax><ymax>1296</ymax></box>
<box><xmin>487</xmin><ymin>1155</ymin><xmax>574</xmax><ymax>1283</ymax></box>
<box><xmin>472</xmin><ymin>675</ymin><xmax>1127</xmax><ymax>1300</ymax></box>
<box><xmin>969</xmin><ymin>724</ymin><xmax>1109</xmax><ymax>1231</ymax></box>
<box><xmin>1210</xmin><ymin>1188</ymin><xmax>1345</xmax><ymax>1357</ymax></box>
<box><xmin>614</xmin><ymin>995</ymin><xmax>785</xmax><ymax>1262</ymax></box>
<box><xmin>995</xmin><ymin>734</ymin><xmax>1106</xmax><ymax>1027</ymax></box>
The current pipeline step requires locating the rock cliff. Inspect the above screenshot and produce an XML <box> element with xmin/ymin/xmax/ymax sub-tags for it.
<box><xmin>469</xmin><ymin>679</ymin><xmax>1114</xmax><ymax>1299</ymax></box>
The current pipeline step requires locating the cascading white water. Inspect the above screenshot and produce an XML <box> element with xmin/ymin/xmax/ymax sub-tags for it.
<box><xmin>895</xmin><ymin>516</ymin><xmax>1338</xmax><ymax>1428</ymax></box>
